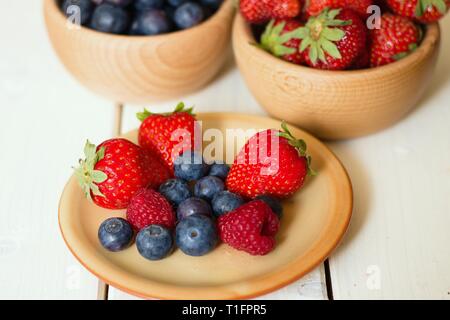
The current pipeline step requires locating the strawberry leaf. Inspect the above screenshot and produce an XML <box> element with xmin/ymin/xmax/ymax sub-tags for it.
<box><xmin>260</xmin><ymin>19</ymin><xmax>304</xmax><ymax>58</ymax></box>
<box><xmin>137</xmin><ymin>102</ymin><xmax>195</xmax><ymax>122</ymax></box>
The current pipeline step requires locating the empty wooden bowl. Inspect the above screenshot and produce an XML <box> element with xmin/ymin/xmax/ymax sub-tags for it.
<box><xmin>44</xmin><ymin>0</ymin><xmax>235</xmax><ymax>104</ymax></box>
<box><xmin>232</xmin><ymin>14</ymin><xmax>441</xmax><ymax>140</ymax></box>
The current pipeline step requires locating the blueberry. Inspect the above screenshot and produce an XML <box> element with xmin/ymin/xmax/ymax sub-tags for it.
<box><xmin>176</xmin><ymin>214</ymin><xmax>217</xmax><ymax>256</ymax></box>
<box><xmin>177</xmin><ymin>197</ymin><xmax>212</xmax><ymax>220</ymax></box>
<box><xmin>90</xmin><ymin>3</ymin><xmax>130</xmax><ymax>34</ymax></box>
<box><xmin>134</xmin><ymin>0</ymin><xmax>165</xmax><ymax>11</ymax></box>
<box><xmin>174</xmin><ymin>2</ymin><xmax>205</xmax><ymax>29</ymax></box>
<box><xmin>136</xmin><ymin>225</ymin><xmax>173</xmax><ymax>260</ymax></box>
<box><xmin>164</xmin><ymin>5</ymin><xmax>176</xmax><ymax>21</ymax></box>
<box><xmin>199</xmin><ymin>0</ymin><xmax>223</xmax><ymax>9</ymax></box>
<box><xmin>168</xmin><ymin>0</ymin><xmax>189</xmax><ymax>6</ymax></box>
<box><xmin>132</xmin><ymin>10</ymin><xmax>172</xmax><ymax>35</ymax></box>
<box><xmin>62</xmin><ymin>0</ymin><xmax>94</xmax><ymax>25</ymax></box>
<box><xmin>194</xmin><ymin>176</ymin><xmax>224</xmax><ymax>201</ymax></box>
<box><xmin>105</xmin><ymin>0</ymin><xmax>133</xmax><ymax>7</ymax></box>
<box><xmin>159</xmin><ymin>179</ymin><xmax>192</xmax><ymax>206</ymax></box>
<box><xmin>208</xmin><ymin>163</ymin><xmax>230</xmax><ymax>180</ymax></box>
<box><xmin>255</xmin><ymin>195</ymin><xmax>283</xmax><ymax>219</ymax></box>
<box><xmin>211</xmin><ymin>191</ymin><xmax>244</xmax><ymax>217</ymax></box>
<box><xmin>98</xmin><ymin>218</ymin><xmax>133</xmax><ymax>252</ymax></box>
<box><xmin>174</xmin><ymin>151</ymin><xmax>209</xmax><ymax>181</ymax></box>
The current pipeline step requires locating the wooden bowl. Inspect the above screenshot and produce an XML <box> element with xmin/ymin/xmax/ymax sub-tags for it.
<box><xmin>232</xmin><ymin>14</ymin><xmax>441</xmax><ymax>140</ymax></box>
<box><xmin>43</xmin><ymin>0</ymin><xmax>235</xmax><ymax>104</ymax></box>
<box><xmin>59</xmin><ymin>113</ymin><xmax>353</xmax><ymax>299</ymax></box>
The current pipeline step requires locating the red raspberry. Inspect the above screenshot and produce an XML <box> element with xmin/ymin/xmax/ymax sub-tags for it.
<box><xmin>217</xmin><ymin>200</ymin><xmax>280</xmax><ymax>256</ymax></box>
<box><xmin>126</xmin><ymin>189</ymin><xmax>176</xmax><ymax>231</ymax></box>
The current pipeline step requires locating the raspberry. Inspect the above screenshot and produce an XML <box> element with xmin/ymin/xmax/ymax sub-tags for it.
<box><xmin>126</xmin><ymin>189</ymin><xmax>176</xmax><ymax>231</ymax></box>
<box><xmin>217</xmin><ymin>200</ymin><xmax>280</xmax><ymax>256</ymax></box>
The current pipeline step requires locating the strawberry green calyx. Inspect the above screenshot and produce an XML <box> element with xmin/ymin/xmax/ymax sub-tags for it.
<box><xmin>415</xmin><ymin>0</ymin><xmax>447</xmax><ymax>17</ymax></box>
<box><xmin>74</xmin><ymin>140</ymin><xmax>108</xmax><ymax>202</ymax></box>
<box><xmin>136</xmin><ymin>102</ymin><xmax>194</xmax><ymax>122</ymax></box>
<box><xmin>260</xmin><ymin>20</ymin><xmax>302</xmax><ymax>57</ymax></box>
<box><xmin>278</xmin><ymin>122</ymin><xmax>317</xmax><ymax>176</ymax></box>
<box><xmin>297</xmin><ymin>8</ymin><xmax>351</xmax><ymax>64</ymax></box>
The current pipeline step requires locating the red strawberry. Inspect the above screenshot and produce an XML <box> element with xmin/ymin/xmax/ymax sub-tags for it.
<box><xmin>126</xmin><ymin>188</ymin><xmax>176</xmax><ymax>231</ymax></box>
<box><xmin>298</xmin><ymin>8</ymin><xmax>367</xmax><ymax>70</ymax></box>
<box><xmin>263</xmin><ymin>0</ymin><xmax>302</xmax><ymax>19</ymax></box>
<box><xmin>240</xmin><ymin>0</ymin><xmax>271</xmax><ymax>23</ymax></box>
<box><xmin>369</xmin><ymin>13</ymin><xmax>421</xmax><ymax>67</ymax></box>
<box><xmin>387</xmin><ymin>0</ymin><xmax>450</xmax><ymax>23</ymax></box>
<box><xmin>218</xmin><ymin>200</ymin><xmax>280</xmax><ymax>256</ymax></box>
<box><xmin>74</xmin><ymin>139</ymin><xmax>170</xmax><ymax>210</ymax></box>
<box><xmin>226</xmin><ymin>122</ymin><xmax>314</xmax><ymax>199</ymax></box>
<box><xmin>260</xmin><ymin>19</ymin><xmax>305</xmax><ymax>65</ymax></box>
<box><xmin>306</xmin><ymin>0</ymin><xmax>374</xmax><ymax>18</ymax></box>
<box><xmin>351</xmin><ymin>49</ymin><xmax>370</xmax><ymax>69</ymax></box>
<box><xmin>137</xmin><ymin>102</ymin><xmax>198</xmax><ymax>173</ymax></box>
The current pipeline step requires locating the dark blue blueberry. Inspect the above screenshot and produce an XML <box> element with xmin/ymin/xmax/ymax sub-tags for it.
<box><xmin>173</xmin><ymin>2</ymin><xmax>205</xmax><ymax>29</ymax></box>
<box><xmin>175</xmin><ymin>214</ymin><xmax>217</xmax><ymax>256</ymax></box>
<box><xmin>134</xmin><ymin>0</ymin><xmax>165</xmax><ymax>11</ymax></box>
<box><xmin>132</xmin><ymin>10</ymin><xmax>172</xmax><ymax>35</ymax></box>
<box><xmin>177</xmin><ymin>197</ymin><xmax>212</xmax><ymax>220</ymax></box>
<box><xmin>208</xmin><ymin>163</ymin><xmax>230</xmax><ymax>180</ymax></box>
<box><xmin>164</xmin><ymin>5</ymin><xmax>176</xmax><ymax>21</ymax></box>
<box><xmin>62</xmin><ymin>0</ymin><xmax>94</xmax><ymax>25</ymax></box>
<box><xmin>200</xmin><ymin>0</ymin><xmax>223</xmax><ymax>9</ymax></box>
<box><xmin>194</xmin><ymin>176</ymin><xmax>224</xmax><ymax>201</ymax></box>
<box><xmin>98</xmin><ymin>218</ymin><xmax>133</xmax><ymax>252</ymax></box>
<box><xmin>136</xmin><ymin>225</ymin><xmax>173</xmax><ymax>260</ymax></box>
<box><xmin>159</xmin><ymin>179</ymin><xmax>192</xmax><ymax>206</ymax></box>
<box><xmin>167</xmin><ymin>0</ymin><xmax>189</xmax><ymax>6</ymax></box>
<box><xmin>255</xmin><ymin>195</ymin><xmax>283</xmax><ymax>219</ymax></box>
<box><xmin>174</xmin><ymin>151</ymin><xmax>209</xmax><ymax>181</ymax></box>
<box><xmin>211</xmin><ymin>191</ymin><xmax>244</xmax><ymax>217</ymax></box>
<box><xmin>90</xmin><ymin>3</ymin><xmax>130</xmax><ymax>34</ymax></box>
<box><xmin>105</xmin><ymin>0</ymin><xmax>133</xmax><ymax>7</ymax></box>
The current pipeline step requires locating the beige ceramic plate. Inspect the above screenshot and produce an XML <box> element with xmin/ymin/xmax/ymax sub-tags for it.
<box><xmin>59</xmin><ymin>113</ymin><xmax>353</xmax><ymax>300</ymax></box>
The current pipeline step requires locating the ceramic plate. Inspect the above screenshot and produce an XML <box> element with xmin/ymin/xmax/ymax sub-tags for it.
<box><xmin>59</xmin><ymin>113</ymin><xmax>352</xmax><ymax>299</ymax></box>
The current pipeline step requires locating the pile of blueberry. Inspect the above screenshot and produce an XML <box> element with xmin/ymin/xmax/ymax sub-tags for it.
<box><xmin>97</xmin><ymin>150</ymin><xmax>283</xmax><ymax>260</ymax></box>
<box><xmin>60</xmin><ymin>0</ymin><xmax>224</xmax><ymax>35</ymax></box>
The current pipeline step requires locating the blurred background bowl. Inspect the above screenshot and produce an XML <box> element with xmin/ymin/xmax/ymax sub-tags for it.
<box><xmin>232</xmin><ymin>14</ymin><xmax>441</xmax><ymax>140</ymax></box>
<box><xmin>44</xmin><ymin>0</ymin><xmax>234</xmax><ymax>104</ymax></box>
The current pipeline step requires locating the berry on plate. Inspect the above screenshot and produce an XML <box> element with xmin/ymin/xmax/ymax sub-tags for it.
<box><xmin>211</xmin><ymin>191</ymin><xmax>245</xmax><ymax>217</ymax></box>
<box><xmin>137</xmin><ymin>102</ymin><xmax>198</xmax><ymax>172</ymax></box>
<box><xmin>305</xmin><ymin>0</ymin><xmax>374</xmax><ymax>18</ymax></box>
<box><xmin>218</xmin><ymin>200</ymin><xmax>280</xmax><ymax>256</ymax></box>
<box><xmin>159</xmin><ymin>178</ymin><xmax>192</xmax><ymax>206</ymax></box>
<box><xmin>136</xmin><ymin>225</ymin><xmax>173</xmax><ymax>260</ymax></box>
<box><xmin>369</xmin><ymin>13</ymin><xmax>421</xmax><ymax>67</ymax></box>
<box><xmin>226</xmin><ymin>122</ymin><xmax>314</xmax><ymax>199</ymax></box>
<box><xmin>260</xmin><ymin>19</ymin><xmax>305</xmax><ymax>65</ymax></box>
<box><xmin>208</xmin><ymin>163</ymin><xmax>230</xmax><ymax>180</ymax></box>
<box><xmin>176</xmin><ymin>214</ymin><xmax>218</xmax><ymax>256</ymax></box>
<box><xmin>174</xmin><ymin>150</ymin><xmax>210</xmax><ymax>181</ymax></box>
<box><xmin>98</xmin><ymin>217</ymin><xmax>134</xmax><ymax>252</ymax></box>
<box><xmin>298</xmin><ymin>8</ymin><xmax>367</xmax><ymax>70</ymax></box>
<box><xmin>74</xmin><ymin>139</ymin><xmax>170</xmax><ymax>209</ymax></box>
<box><xmin>177</xmin><ymin>197</ymin><xmax>212</xmax><ymax>220</ymax></box>
<box><xmin>194</xmin><ymin>176</ymin><xmax>225</xmax><ymax>201</ymax></box>
<box><xmin>126</xmin><ymin>188</ymin><xmax>176</xmax><ymax>231</ymax></box>
<box><xmin>255</xmin><ymin>195</ymin><xmax>283</xmax><ymax>219</ymax></box>
<box><xmin>90</xmin><ymin>3</ymin><xmax>130</xmax><ymax>34</ymax></box>
<box><xmin>387</xmin><ymin>0</ymin><xmax>450</xmax><ymax>23</ymax></box>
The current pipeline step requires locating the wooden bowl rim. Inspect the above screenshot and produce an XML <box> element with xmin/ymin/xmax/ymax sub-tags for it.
<box><xmin>44</xmin><ymin>0</ymin><xmax>234</xmax><ymax>42</ymax></box>
<box><xmin>58</xmin><ymin>113</ymin><xmax>353</xmax><ymax>300</ymax></box>
<box><xmin>233</xmin><ymin>13</ymin><xmax>440</xmax><ymax>77</ymax></box>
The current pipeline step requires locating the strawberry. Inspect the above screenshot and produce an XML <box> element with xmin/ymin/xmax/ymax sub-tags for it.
<box><xmin>239</xmin><ymin>0</ymin><xmax>301</xmax><ymax>24</ymax></box>
<box><xmin>386</xmin><ymin>0</ymin><xmax>450</xmax><ymax>23</ymax></box>
<box><xmin>226</xmin><ymin>122</ymin><xmax>315</xmax><ymax>199</ymax></box>
<box><xmin>369</xmin><ymin>13</ymin><xmax>421</xmax><ymax>67</ymax></box>
<box><xmin>297</xmin><ymin>8</ymin><xmax>367</xmax><ymax>70</ymax></box>
<box><xmin>351</xmin><ymin>49</ymin><xmax>370</xmax><ymax>69</ymax></box>
<box><xmin>260</xmin><ymin>19</ymin><xmax>305</xmax><ymax>65</ymax></box>
<box><xmin>305</xmin><ymin>0</ymin><xmax>374</xmax><ymax>18</ymax></box>
<box><xmin>218</xmin><ymin>200</ymin><xmax>280</xmax><ymax>256</ymax></box>
<box><xmin>74</xmin><ymin>139</ymin><xmax>170</xmax><ymax>210</ymax></box>
<box><xmin>137</xmin><ymin>102</ymin><xmax>198</xmax><ymax>173</ymax></box>
<box><xmin>126</xmin><ymin>188</ymin><xmax>176</xmax><ymax>231</ymax></box>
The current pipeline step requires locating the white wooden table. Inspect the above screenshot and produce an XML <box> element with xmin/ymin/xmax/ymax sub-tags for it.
<box><xmin>0</xmin><ymin>1</ymin><xmax>449</xmax><ymax>300</ymax></box>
